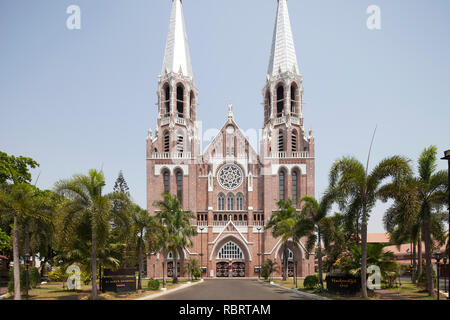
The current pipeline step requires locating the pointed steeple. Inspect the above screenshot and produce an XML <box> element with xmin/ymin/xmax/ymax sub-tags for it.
<box><xmin>162</xmin><ymin>0</ymin><xmax>193</xmax><ymax>77</ymax></box>
<box><xmin>267</xmin><ymin>0</ymin><xmax>299</xmax><ymax>77</ymax></box>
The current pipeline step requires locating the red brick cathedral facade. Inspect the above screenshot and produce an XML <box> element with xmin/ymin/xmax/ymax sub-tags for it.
<box><xmin>146</xmin><ymin>0</ymin><xmax>315</xmax><ymax>279</ymax></box>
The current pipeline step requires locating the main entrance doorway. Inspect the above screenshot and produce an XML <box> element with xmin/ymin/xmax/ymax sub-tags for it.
<box><xmin>215</xmin><ymin>241</ymin><xmax>246</xmax><ymax>277</ymax></box>
<box><xmin>215</xmin><ymin>262</ymin><xmax>245</xmax><ymax>277</ymax></box>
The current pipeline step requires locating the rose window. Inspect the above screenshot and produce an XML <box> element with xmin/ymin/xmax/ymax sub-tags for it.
<box><xmin>217</xmin><ymin>164</ymin><xmax>243</xmax><ymax>190</ymax></box>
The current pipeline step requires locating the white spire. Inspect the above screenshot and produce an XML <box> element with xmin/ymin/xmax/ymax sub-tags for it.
<box><xmin>162</xmin><ymin>0</ymin><xmax>193</xmax><ymax>77</ymax></box>
<box><xmin>267</xmin><ymin>0</ymin><xmax>299</xmax><ymax>76</ymax></box>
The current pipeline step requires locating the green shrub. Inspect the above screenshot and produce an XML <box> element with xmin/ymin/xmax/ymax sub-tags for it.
<box><xmin>29</xmin><ymin>267</ymin><xmax>40</xmax><ymax>288</ymax></box>
<box><xmin>304</xmin><ymin>274</ymin><xmax>319</xmax><ymax>289</ymax></box>
<box><xmin>261</xmin><ymin>266</ymin><xmax>270</xmax><ymax>280</ymax></box>
<box><xmin>8</xmin><ymin>264</ymin><xmax>27</xmax><ymax>293</ymax></box>
<box><xmin>416</xmin><ymin>269</ymin><xmax>437</xmax><ymax>290</ymax></box>
<box><xmin>193</xmin><ymin>269</ymin><xmax>201</xmax><ymax>280</ymax></box>
<box><xmin>147</xmin><ymin>278</ymin><xmax>160</xmax><ymax>290</ymax></box>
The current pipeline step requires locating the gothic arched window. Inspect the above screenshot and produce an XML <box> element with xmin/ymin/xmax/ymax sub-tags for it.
<box><xmin>278</xmin><ymin>130</ymin><xmax>285</xmax><ymax>152</ymax></box>
<box><xmin>264</xmin><ymin>90</ymin><xmax>271</xmax><ymax>122</ymax></box>
<box><xmin>163</xmin><ymin>170</ymin><xmax>170</xmax><ymax>193</ymax></box>
<box><xmin>163</xmin><ymin>84</ymin><xmax>170</xmax><ymax>116</ymax></box>
<box><xmin>217</xmin><ymin>241</ymin><xmax>244</xmax><ymax>260</ymax></box>
<box><xmin>236</xmin><ymin>194</ymin><xmax>243</xmax><ymax>211</ymax></box>
<box><xmin>176</xmin><ymin>84</ymin><xmax>184</xmax><ymax>118</ymax></box>
<box><xmin>176</xmin><ymin>170</ymin><xmax>183</xmax><ymax>204</ymax></box>
<box><xmin>291</xmin><ymin>83</ymin><xmax>298</xmax><ymax>115</ymax></box>
<box><xmin>292</xmin><ymin>170</ymin><xmax>298</xmax><ymax>206</ymax></box>
<box><xmin>279</xmin><ymin>170</ymin><xmax>286</xmax><ymax>200</ymax></box>
<box><xmin>292</xmin><ymin>130</ymin><xmax>298</xmax><ymax>152</ymax></box>
<box><xmin>163</xmin><ymin>131</ymin><xmax>170</xmax><ymax>153</ymax></box>
<box><xmin>276</xmin><ymin>84</ymin><xmax>285</xmax><ymax>118</ymax></box>
<box><xmin>227</xmin><ymin>193</ymin><xmax>234</xmax><ymax>211</ymax></box>
<box><xmin>218</xmin><ymin>193</ymin><xmax>225</xmax><ymax>211</ymax></box>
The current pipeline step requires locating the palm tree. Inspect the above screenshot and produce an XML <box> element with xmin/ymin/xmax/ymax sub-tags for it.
<box><xmin>131</xmin><ymin>204</ymin><xmax>157</xmax><ymax>290</ymax></box>
<box><xmin>154</xmin><ymin>193</ymin><xmax>196</xmax><ymax>284</ymax></box>
<box><xmin>381</xmin><ymin>146</ymin><xmax>448</xmax><ymax>296</ymax></box>
<box><xmin>55</xmin><ymin>169</ymin><xmax>128</xmax><ymax>300</ymax></box>
<box><xmin>267</xmin><ymin>199</ymin><xmax>305</xmax><ymax>281</ymax></box>
<box><xmin>262</xmin><ymin>259</ymin><xmax>279</xmax><ymax>281</ymax></box>
<box><xmin>329</xmin><ymin>155</ymin><xmax>411</xmax><ymax>298</ymax></box>
<box><xmin>182</xmin><ymin>258</ymin><xmax>201</xmax><ymax>280</ymax></box>
<box><xmin>299</xmin><ymin>192</ymin><xmax>335</xmax><ymax>290</ymax></box>
<box><xmin>0</xmin><ymin>184</ymin><xmax>51</xmax><ymax>300</ymax></box>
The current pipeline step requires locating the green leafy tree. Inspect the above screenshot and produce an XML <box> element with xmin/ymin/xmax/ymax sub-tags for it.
<box><xmin>261</xmin><ymin>259</ymin><xmax>278</xmax><ymax>281</ymax></box>
<box><xmin>182</xmin><ymin>258</ymin><xmax>201</xmax><ymax>280</ymax></box>
<box><xmin>329</xmin><ymin>155</ymin><xmax>411</xmax><ymax>298</ymax></box>
<box><xmin>154</xmin><ymin>193</ymin><xmax>196</xmax><ymax>284</ymax></box>
<box><xmin>299</xmin><ymin>192</ymin><xmax>336</xmax><ymax>290</ymax></box>
<box><xmin>380</xmin><ymin>146</ymin><xmax>448</xmax><ymax>296</ymax></box>
<box><xmin>0</xmin><ymin>151</ymin><xmax>39</xmax><ymax>300</ymax></box>
<box><xmin>0</xmin><ymin>227</ymin><xmax>11</xmax><ymax>254</ymax></box>
<box><xmin>131</xmin><ymin>204</ymin><xmax>159</xmax><ymax>290</ymax></box>
<box><xmin>267</xmin><ymin>199</ymin><xmax>307</xmax><ymax>281</ymax></box>
<box><xmin>55</xmin><ymin>169</ymin><xmax>129</xmax><ymax>299</ymax></box>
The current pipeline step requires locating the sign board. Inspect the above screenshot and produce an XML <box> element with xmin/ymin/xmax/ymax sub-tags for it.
<box><xmin>254</xmin><ymin>267</ymin><xmax>261</xmax><ymax>274</ymax></box>
<box><xmin>102</xmin><ymin>269</ymin><xmax>136</xmax><ymax>293</ymax></box>
<box><xmin>326</xmin><ymin>275</ymin><xmax>361</xmax><ymax>296</ymax></box>
<box><xmin>201</xmin><ymin>267</ymin><xmax>207</xmax><ymax>274</ymax></box>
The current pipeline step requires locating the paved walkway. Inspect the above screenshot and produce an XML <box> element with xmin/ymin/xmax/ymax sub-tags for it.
<box><xmin>154</xmin><ymin>279</ymin><xmax>314</xmax><ymax>300</ymax></box>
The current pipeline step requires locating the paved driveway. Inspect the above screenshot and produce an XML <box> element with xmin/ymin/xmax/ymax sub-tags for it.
<box><xmin>155</xmin><ymin>279</ymin><xmax>311</xmax><ymax>300</ymax></box>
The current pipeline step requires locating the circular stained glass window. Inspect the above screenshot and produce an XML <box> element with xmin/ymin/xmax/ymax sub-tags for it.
<box><xmin>217</xmin><ymin>164</ymin><xmax>243</xmax><ymax>190</ymax></box>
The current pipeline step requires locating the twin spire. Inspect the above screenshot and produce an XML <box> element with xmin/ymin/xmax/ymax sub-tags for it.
<box><xmin>161</xmin><ymin>0</ymin><xmax>299</xmax><ymax>78</ymax></box>
<box><xmin>161</xmin><ymin>0</ymin><xmax>193</xmax><ymax>77</ymax></box>
<box><xmin>268</xmin><ymin>0</ymin><xmax>299</xmax><ymax>76</ymax></box>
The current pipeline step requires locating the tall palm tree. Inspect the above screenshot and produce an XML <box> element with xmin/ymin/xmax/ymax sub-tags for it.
<box><xmin>329</xmin><ymin>155</ymin><xmax>411</xmax><ymax>298</ymax></box>
<box><xmin>299</xmin><ymin>192</ymin><xmax>335</xmax><ymax>290</ymax></box>
<box><xmin>55</xmin><ymin>169</ymin><xmax>127</xmax><ymax>300</ymax></box>
<box><xmin>381</xmin><ymin>146</ymin><xmax>448</xmax><ymax>296</ymax></box>
<box><xmin>131</xmin><ymin>204</ymin><xmax>158</xmax><ymax>290</ymax></box>
<box><xmin>267</xmin><ymin>199</ymin><xmax>305</xmax><ymax>281</ymax></box>
<box><xmin>0</xmin><ymin>183</ymin><xmax>51</xmax><ymax>300</ymax></box>
<box><xmin>154</xmin><ymin>193</ymin><xmax>196</xmax><ymax>284</ymax></box>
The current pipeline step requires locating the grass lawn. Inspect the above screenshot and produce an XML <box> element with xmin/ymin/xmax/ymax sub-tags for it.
<box><xmin>378</xmin><ymin>281</ymin><xmax>447</xmax><ymax>300</ymax></box>
<box><xmin>3</xmin><ymin>278</ymin><xmax>200</xmax><ymax>300</ymax></box>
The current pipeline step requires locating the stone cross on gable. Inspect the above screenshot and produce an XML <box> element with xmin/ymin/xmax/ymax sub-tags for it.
<box><xmin>228</xmin><ymin>103</ymin><xmax>234</xmax><ymax>120</ymax></box>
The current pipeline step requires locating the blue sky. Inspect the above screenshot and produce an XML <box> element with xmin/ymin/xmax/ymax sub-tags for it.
<box><xmin>0</xmin><ymin>0</ymin><xmax>449</xmax><ymax>233</ymax></box>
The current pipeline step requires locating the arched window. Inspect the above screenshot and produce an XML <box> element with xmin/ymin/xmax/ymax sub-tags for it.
<box><xmin>219</xmin><ymin>214</ymin><xmax>223</xmax><ymax>221</ymax></box>
<box><xmin>176</xmin><ymin>85</ymin><xmax>184</xmax><ymax>118</ymax></box>
<box><xmin>163</xmin><ymin>170</ymin><xmax>170</xmax><ymax>193</ymax></box>
<box><xmin>167</xmin><ymin>251</ymin><xmax>180</xmax><ymax>260</ymax></box>
<box><xmin>218</xmin><ymin>194</ymin><xmax>225</xmax><ymax>211</ymax></box>
<box><xmin>278</xmin><ymin>130</ymin><xmax>285</xmax><ymax>152</ymax></box>
<box><xmin>177</xmin><ymin>134</ymin><xmax>184</xmax><ymax>153</ymax></box>
<box><xmin>163</xmin><ymin>84</ymin><xmax>170</xmax><ymax>116</ymax></box>
<box><xmin>276</xmin><ymin>85</ymin><xmax>285</xmax><ymax>118</ymax></box>
<box><xmin>292</xmin><ymin>130</ymin><xmax>298</xmax><ymax>152</ymax></box>
<box><xmin>163</xmin><ymin>131</ymin><xmax>170</xmax><ymax>153</ymax></box>
<box><xmin>176</xmin><ymin>170</ymin><xmax>183</xmax><ymax>203</ymax></box>
<box><xmin>264</xmin><ymin>90</ymin><xmax>271</xmax><ymax>122</ymax></box>
<box><xmin>189</xmin><ymin>91</ymin><xmax>194</xmax><ymax>119</ymax></box>
<box><xmin>282</xmin><ymin>249</ymin><xmax>294</xmax><ymax>260</ymax></box>
<box><xmin>291</xmin><ymin>83</ymin><xmax>298</xmax><ymax>115</ymax></box>
<box><xmin>214</xmin><ymin>214</ymin><xmax>217</xmax><ymax>221</ymax></box>
<box><xmin>279</xmin><ymin>170</ymin><xmax>286</xmax><ymax>200</ymax></box>
<box><xmin>236</xmin><ymin>194</ymin><xmax>243</xmax><ymax>211</ymax></box>
<box><xmin>217</xmin><ymin>241</ymin><xmax>244</xmax><ymax>260</ymax></box>
<box><xmin>292</xmin><ymin>171</ymin><xmax>298</xmax><ymax>206</ymax></box>
<box><xmin>227</xmin><ymin>194</ymin><xmax>234</xmax><ymax>210</ymax></box>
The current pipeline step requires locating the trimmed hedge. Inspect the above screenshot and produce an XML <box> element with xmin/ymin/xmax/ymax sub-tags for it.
<box><xmin>147</xmin><ymin>278</ymin><xmax>160</xmax><ymax>291</ymax></box>
<box><xmin>303</xmin><ymin>274</ymin><xmax>320</xmax><ymax>289</ymax></box>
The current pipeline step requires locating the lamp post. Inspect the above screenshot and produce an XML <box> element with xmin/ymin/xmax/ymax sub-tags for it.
<box><xmin>199</xmin><ymin>226</ymin><xmax>205</xmax><ymax>278</ymax></box>
<box><xmin>24</xmin><ymin>253</ymin><xmax>30</xmax><ymax>300</ymax></box>
<box><xmin>441</xmin><ymin>149</ymin><xmax>450</xmax><ymax>299</ymax></box>
<box><xmin>294</xmin><ymin>260</ymin><xmax>298</xmax><ymax>288</ymax></box>
<box><xmin>434</xmin><ymin>252</ymin><xmax>442</xmax><ymax>301</ymax></box>
<box><xmin>257</xmin><ymin>226</ymin><xmax>262</xmax><ymax>279</ymax></box>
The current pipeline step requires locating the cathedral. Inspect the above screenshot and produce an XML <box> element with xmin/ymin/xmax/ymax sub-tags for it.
<box><xmin>146</xmin><ymin>0</ymin><xmax>315</xmax><ymax>279</ymax></box>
